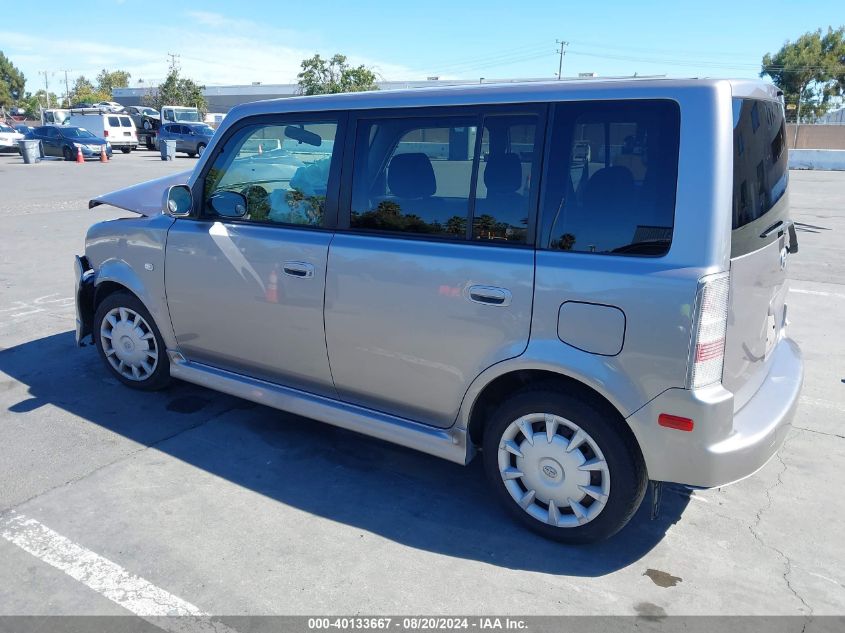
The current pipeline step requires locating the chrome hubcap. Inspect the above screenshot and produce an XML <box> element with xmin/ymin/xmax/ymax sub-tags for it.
<box><xmin>100</xmin><ymin>307</ymin><xmax>158</xmax><ymax>381</ymax></box>
<box><xmin>497</xmin><ymin>413</ymin><xmax>611</xmax><ymax>528</ymax></box>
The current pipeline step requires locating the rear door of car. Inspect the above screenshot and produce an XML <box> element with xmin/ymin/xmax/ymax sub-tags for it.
<box><xmin>723</xmin><ymin>97</ymin><xmax>793</xmax><ymax>410</ymax></box>
<box><xmin>324</xmin><ymin>104</ymin><xmax>545</xmax><ymax>428</ymax></box>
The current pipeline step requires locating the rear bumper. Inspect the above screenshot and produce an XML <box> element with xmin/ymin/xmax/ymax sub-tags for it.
<box><xmin>626</xmin><ymin>336</ymin><xmax>803</xmax><ymax>488</ymax></box>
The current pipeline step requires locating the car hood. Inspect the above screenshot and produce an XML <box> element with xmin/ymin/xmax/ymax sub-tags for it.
<box><xmin>89</xmin><ymin>170</ymin><xmax>193</xmax><ymax>216</ymax></box>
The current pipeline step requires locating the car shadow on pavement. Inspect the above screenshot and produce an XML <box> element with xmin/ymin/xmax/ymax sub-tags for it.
<box><xmin>0</xmin><ymin>330</ymin><xmax>690</xmax><ymax>577</ymax></box>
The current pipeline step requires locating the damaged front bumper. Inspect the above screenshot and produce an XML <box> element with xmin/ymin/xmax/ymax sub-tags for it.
<box><xmin>74</xmin><ymin>255</ymin><xmax>96</xmax><ymax>346</ymax></box>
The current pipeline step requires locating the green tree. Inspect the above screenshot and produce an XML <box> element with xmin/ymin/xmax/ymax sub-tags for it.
<box><xmin>71</xmin><ymin>75</ymin><xmax>109</xmax><ymax>104</ymax></box>
<box><xmin>143</xmin><ymin>68</ymin><xmax>207</xmax><ymax>113</ymax></box>
<box><xmin>0</xmin><ymin>51</ymin><xmax>26</xmax><ymax>107</ymax></box>
<box><xmin>761</xmin><ymin>27</ymin><xmax>845</xmax><ymax>122</ymax></box>
<box><xmin>19</xmin><ymin>90</ymin><xmax>58</xmax><ymax>118</ymax></box>
<box><xmin>297</xmin><ymin>53</ymin><xmax>378</xmax><ymax>95</ymax></box>
<box><xmin>96</xmin><ymin>69</ymin><xmax>131</xmax><ymax>96</ymax></box>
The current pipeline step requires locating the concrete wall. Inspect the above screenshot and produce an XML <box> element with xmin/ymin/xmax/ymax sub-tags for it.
<box><xmin>788</xmin><ymin>149</ymin><xmax>845</xmax><ymax>171</ymax></box>
<box><xmin>787</xmin><ymin>124</ymin><xmax>845</xmax><ymax>150</ymax></box>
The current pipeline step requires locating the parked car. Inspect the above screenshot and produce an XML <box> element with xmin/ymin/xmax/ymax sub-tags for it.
<box><xmin>13</xmin><ymin>124</ymin><xmax>35</xmax><ymax>136</ymax></box>
<box><xmin>27</xmin><ymin>125</ymin><xmax>112</xmax><ymax>160</ymax></box>
<box><xmin>0</xmin><ymin>123</ymin><xmax>24</xmax><ymax>152</ymax></box>
<box><xmin>157</xmin><ymin>122</ymin><xmax>215</xmax><ymax>157</ymax></box>
<box><xmin>94</xmin><ymin>101</ymin><xmax>124</xmax><ymax>112</ymax></box>
<box><xmin>76</xmin><ymin>79</ymin><xmax>802</xmax><ymax>544</ymax></box>
<box><xmin>64</xmin><ymin>113</ymin><xmax>137</xmax><ymax>153</ymax></box>
<box><xmin>125</xmin><ymin>106</ymin><xmax>160</xmax><ymax>130</ymax></box>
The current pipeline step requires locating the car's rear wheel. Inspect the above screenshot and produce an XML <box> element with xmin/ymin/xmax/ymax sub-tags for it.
<box><xmin>94</xmin><ymin>291</ymin><xmax>171</xmax><ymax>390</ymax></box>
<box><xmin>121</xmin><ymin>147</ymin><xmax>131</xmax><ymax>154</ymax></box>
<box><xmin>482</xmin><ymin>386</ymin><xmax>647</xmax><ymax>543</ymax></box>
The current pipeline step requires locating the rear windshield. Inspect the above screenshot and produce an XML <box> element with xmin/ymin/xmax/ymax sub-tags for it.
<box><xmin>732</xmin><ymin>98</ymin><xmax>788</xmax><ymax>230</ymax></box>
<box><xmin>119</xmin><ymin>116</ymin><xmax>133</xmax><ymax>127</ymax></box>
<box><xmin>108</xmin><ymin>116</ymin><xmax>120</xmax><ymax>127</ymax></box>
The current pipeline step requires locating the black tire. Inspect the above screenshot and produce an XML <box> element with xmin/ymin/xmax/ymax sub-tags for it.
<box><xmin>146</xmin><ymin>138</ymin><xmax>154</xmax><ymax>150</ymax></box>
<box><xmin>121</xmin><ymin>147</ymin><xmax>132</xmax><ymax>154</ymax></box>
<box><xmin>187</xmin><ymin>151</ymin><xmax>197</xmax><ymax>158</ymax></box>
<box><xmin>196</xmin><ymin>143</ymin><xmax>206</xmax><ymax>157</ymax></box>
<box><xmin>63</xmin><ymin>146</ymin><xmax>75</xmax><ymax>161</ymax></box>
<box><xmin>93</xmin><ymin>291</ymin><xmax>171</xmax><ymax>391</ymax></box>
<box><xmin>482</xmin><ymin>385</ymin><xmax>647</xmax><ymax>544</ymax></box>
<box><xmin>143</xmin><ymin>119</ymin><xmax>152</xmax><ymax>130</ymax></box>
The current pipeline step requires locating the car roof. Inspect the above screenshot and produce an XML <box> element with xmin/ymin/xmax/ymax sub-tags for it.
<box><xmin>227</xmin><ymin>78</ymin><xmax>779</xmax><ymax>117</ymax></box>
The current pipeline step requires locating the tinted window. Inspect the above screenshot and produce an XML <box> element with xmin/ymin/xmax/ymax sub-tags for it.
<box><xmin>473</xmin><ymin>115</ymin><xmax>538</xmax><ymax>243</ymax></box>
<box><xmin>732</xmin><ymin>98</ymin><xmax>787</xmax><ymax>230</ymax></box>
<box><xmin>45</xmin><ymin>127</ymin><xmax>59</xmax><ymax>138</ymax></box>
<box><xmin>204</xmin><ymin>119</ymin><xmax>339</xmax><ymax>226</ymax></box>
<box><xmin>119</xmin><ymin>116</ymin><xmax>133</xmax><ymax>127</ymax></box>
<box><xmin>350</xmin><ymin>116</ymin><xmax>478</xmax><ymax>238</ymax></box>
<box><xmin>541</xmin><ymin>100</ymin><xmax>680</xmax><ymax>256</ymax></box>
<box><xmin>107</xmin><ymin>116</ymin><xmax>120</xmax><ymax>127</ymax></box>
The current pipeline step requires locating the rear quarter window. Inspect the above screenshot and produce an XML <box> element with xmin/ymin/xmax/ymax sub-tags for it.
<box><xmin>540</xmin><ymin>99</ymin><xmax>680</xmax><ymax>256</ymax></box>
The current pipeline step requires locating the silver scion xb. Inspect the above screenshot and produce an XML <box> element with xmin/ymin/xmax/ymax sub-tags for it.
<box><xmin>76</xmin><ymin>79</ymin><xmax>803</xmax><ymax>543</ymax></box>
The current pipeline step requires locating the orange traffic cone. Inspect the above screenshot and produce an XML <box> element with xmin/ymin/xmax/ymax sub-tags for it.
<box><xmin>100</xmin><ymin>145</ymin><xmax>108</xmax><ymax>163</ymax></box>
<box><xmin>76</xmin><ymin>146</ymin><xmax>84</xmax><ymax>163</ymax></box>
<box><xmin>265</xmin><ymin>267</ymin><xmax>278</xmax><ymax>303</ymax></box>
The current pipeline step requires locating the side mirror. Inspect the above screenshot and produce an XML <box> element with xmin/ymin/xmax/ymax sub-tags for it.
<box><xmin>208</xmin><ymin>191</ymin><xmax>247</xmax><ymax>218</ymax></box>
<box><xmin>164</xmin><ymin>184</ymin><xmax>193</xmax><ymax>217</ymax></box>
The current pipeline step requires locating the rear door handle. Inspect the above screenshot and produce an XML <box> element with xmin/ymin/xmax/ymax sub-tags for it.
<box><xmin>282</xmin><ymin>261</ymin><xmax>315</xmax><ymax>278</ymax></box>
<box><xmin>467</xmin><ymin>285</ymin><xmax>512</xmax><ymax>306</ymax></box>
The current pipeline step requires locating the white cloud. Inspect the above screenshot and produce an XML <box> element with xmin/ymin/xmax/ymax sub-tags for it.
<box><xmin>3</xmin><ymin>13</ymin><xmax>421</xmax><ymax>95</ymax></box>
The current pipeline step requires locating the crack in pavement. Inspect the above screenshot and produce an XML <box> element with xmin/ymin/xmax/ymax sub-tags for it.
<box><xmin>793</xmin><ymin>425</ymin><xmax>845</xmax><ymax>440</ymax></box>
<box><xmin>0</xmin><ymin>401</ymin><xmax>243</xmax><ymax>516</ymax></box>
<box><xmin>747</xmin><ymin>436</ymin><xmax>814</xmax><ymax>616</ymax></box>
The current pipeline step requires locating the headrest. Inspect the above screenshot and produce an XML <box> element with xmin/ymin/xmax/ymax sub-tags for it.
<box><xmin>388</xmin><ymin>153</ymin><xmax>436</xmax><ymax>198</ymax></box>
<box><xmin>484</xmin><ymin>152</ymin><xmax>522</xmax><ymax>194</ymax></box>
<box><xmin>584</xmin><ymin>166</ymin><xmax>634</xmax><ymax>208</ymax></box>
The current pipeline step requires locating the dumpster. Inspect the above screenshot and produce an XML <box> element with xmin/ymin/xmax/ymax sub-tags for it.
<box><xmin>18</xmin><ymin>139</ymin><xmax>41</xmax><ymax>164</ymax></box>
<box><xmin>160</xmin><ymin>139</ymin><xmax>176</xmax><ymax>161</ymax></box>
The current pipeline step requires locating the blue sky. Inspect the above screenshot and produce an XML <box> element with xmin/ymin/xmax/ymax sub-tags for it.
<box><xmin>3</xmin><ymin>0</ymin><xmax>842</xmax><ymax>94</ymax></box>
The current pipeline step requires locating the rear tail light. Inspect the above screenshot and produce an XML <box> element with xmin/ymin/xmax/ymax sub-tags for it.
<box><xmin>103</xmin><ymin>130</ymin><xmax>109</xmax><ymax>137</ymax></box>
<box><xmin>688</xmin><ymin>273</ymin><xmax>729</xmax><ymax>389</ymax></box>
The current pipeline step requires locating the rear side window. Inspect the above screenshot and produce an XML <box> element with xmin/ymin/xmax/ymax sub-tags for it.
<box><xmin>732</xmin><ymin>98</ymin><xmax>787</xmax><ymax>230</ymax></box>
<box><xmin>350</xmin><ymin>116</ymin><xmax>478</xmax><ymax>239</ymax></box>
<box><xmin>349</xmin><ymin>111</ymin><xmax>540</xmax><ymax>243</ymax></box>
<box><xmin>541</xmin><ymin>100</ymin><xmax>680</xmax><ymax>256</ymax></box>
<box><xmin>107</xmin><ymin>116</ymin><xmax>120</xmax><ymax>127</ymax></box>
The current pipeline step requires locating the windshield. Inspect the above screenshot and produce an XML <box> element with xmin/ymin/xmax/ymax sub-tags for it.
<box><xmin>141</xmin><ymin>108</ymin><xmax>158</xmax><ymax>116</ymax></box>
<box><xmin>193</xmin><ymin>125</ymin><xmax>215</xmax><ymax>135</ymax></box>
<box><xmin>174</xmin><ymin>109</ymin><xmax>201</xmax><ymax>122</ymax></box>
<box><xmin>61</xmin><ymin>128</ymin><xmax>96</xmax><ymax>139</ymax></box>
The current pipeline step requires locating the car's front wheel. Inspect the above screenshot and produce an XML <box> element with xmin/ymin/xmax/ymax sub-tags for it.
<box><xmin>197</xmin><ymin>143</ymin><xmax>206</xmax><ymax>157</ymax></box>
<box><xmin>482</xmin><ymin>386</ymin><xmax>647</xmax><ymax>543</ymax></box>
<box><xmin>94</xmin><ymin>291</ymin><xmax>171</xmax><ymax>390</ymax></box>
<box><xmin>63</xmin><ymin>146</ymin><xmax>75</xmax><ymax>161</ymax></box>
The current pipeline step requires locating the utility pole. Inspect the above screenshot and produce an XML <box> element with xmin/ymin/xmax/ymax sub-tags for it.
<box><xmin>556</xmin><ymin>40</ymin><xmax>569</xmax><ymax>80</ymax></box>
<box><xmin>38</xmin><ymin>71</ymin><xmax>51</xmax><ymax>108</ymax></box>
<box><xmin>61</xmin><ymin>70</ymin><xmax>71</xmax><ymax>107</ymax></box>
<box><xmin>167</xmin><ymin>52</ymin><xmax>181</xmax><ymax>73</ymax></box>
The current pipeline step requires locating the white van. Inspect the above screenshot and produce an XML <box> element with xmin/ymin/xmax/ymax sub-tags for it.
<box><xmin>65</xmin><ymin>113</ymin><xmax>138</xmax><ymax>153</ymax></box>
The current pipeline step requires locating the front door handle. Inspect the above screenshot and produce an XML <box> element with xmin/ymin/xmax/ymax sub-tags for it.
<box><xmin>282</xmin><ymin>261</ymin><xmax>315</xmax><ymax>278</ymax></box>
<box><xmin>467</xmin><ymin>285</ymin><xmax>512</xmax><ymax>306</ymax></box>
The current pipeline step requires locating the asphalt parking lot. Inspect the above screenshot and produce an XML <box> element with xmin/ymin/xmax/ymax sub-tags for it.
<box><xmin>0</xmin><ymin>150</ymin><xmax>843</xmax><ymax>617</ymax></box>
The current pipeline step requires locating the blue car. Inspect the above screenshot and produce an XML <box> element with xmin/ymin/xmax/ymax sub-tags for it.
<box><xmin>27</xmin><ymin>126</ymin><xmax>113</xmax><ymax>161</ymax></box>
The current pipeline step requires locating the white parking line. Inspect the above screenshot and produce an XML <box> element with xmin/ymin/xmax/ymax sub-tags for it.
<box><xmin>0</xmin><ymin>511</ymin><xmax>238</xmax><ymax>633</ymax></box>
